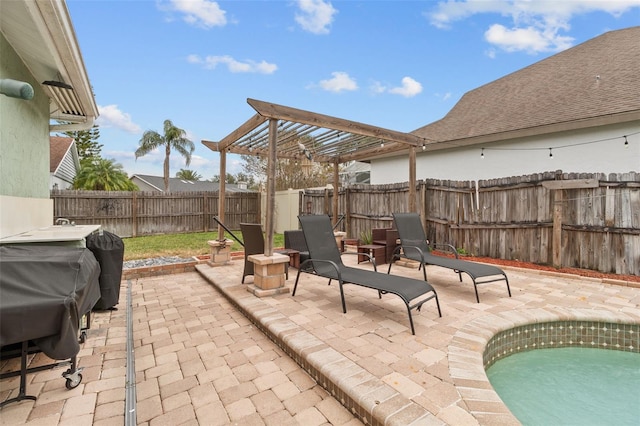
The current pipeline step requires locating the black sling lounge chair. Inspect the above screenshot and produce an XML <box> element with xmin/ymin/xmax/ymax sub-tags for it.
<box><xmin>293</xmin><ymin>215</ymin><xmax>441</xmax><ymax>335</ymax></box>
<box><xmin>388</xmin><ymin>213</ymin><xmax>511</xmax><ymax>303</ymax></box>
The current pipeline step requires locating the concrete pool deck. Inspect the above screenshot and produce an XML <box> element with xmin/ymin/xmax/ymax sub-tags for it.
<box><xmin>1</xmin><ymin>255</ymin><xmax>639</xmax><ymax>425</ymax></box>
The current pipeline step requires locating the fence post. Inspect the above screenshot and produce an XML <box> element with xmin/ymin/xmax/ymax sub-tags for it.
<box><xmin>552</xmin><ymin>189</ymin><xmax>563</xmax><ymax>269</ymax></box>
<box><xmin>409</xmin><ymin>146</ymin><xmax>416</xmax><ymax>212</ymax></box>
<box><xmin>345</xmin><ymin>187</ymin><xmax>352</xmax><ymax>238</ymax></box>
<box><xmin>324</xmin><ymin>188</ymin><xmax>330</xmax><ymax>215</ymax></box>
<box><xmin>132</xmin><ymin>191</ymin><xmax>138</xmax><ymax>237</ymax></box>
<box><xmin>203</xmin><ymin>193</ymin><xmax>209</xmax><ymax>232</ymax></box>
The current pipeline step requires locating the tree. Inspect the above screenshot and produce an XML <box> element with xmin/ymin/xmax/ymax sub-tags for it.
<box><xmin>211</xmin><ymin>173</ymin><xmax>238</xmax><ymax>184</ymax></box>
<box><xmin>235</xmin><ymin>172</ymin><xmax>257</xmax><ymax>189</ymax></box>
<box><xmin>135</xmin><ymin>119</ymin><xmax>194</xmax><ymax>191</ymax></box>
<box><xmin>73</xmin><ymin>158</ymin><xmax>138</xmax><ymax>191</ymax></box>
<box><xmin>240</xmin><ymin>155</ymin><xmax>266</xmax><ymax>186</ymax></box>
<box><xmin>239</xmin><ymin>132</ymin><xmax>333</xmax><ymax>191</ymax></box>
<box><xmin>176</xmin><ymin>169</ymin><xmax>202</xmax><ymax>181</ymax></box>
<box><xmin>59</xmin><ymin>125</ymin><xmax>102</xmax><ymax>166</ymax></box>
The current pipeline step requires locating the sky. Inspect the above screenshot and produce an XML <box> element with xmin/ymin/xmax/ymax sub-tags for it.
<box><xmin>65</xmin><ymin>0</ymin><xmax>640</xmax><ymax>180</ymax></box>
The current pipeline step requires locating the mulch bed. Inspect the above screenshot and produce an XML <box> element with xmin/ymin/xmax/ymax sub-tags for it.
<box><xmin>431</xmin><ymin>251</ymin><xmax>640</xmax><ymax>283</ymax></box>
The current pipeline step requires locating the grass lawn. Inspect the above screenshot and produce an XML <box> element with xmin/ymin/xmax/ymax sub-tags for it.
<box><xmin>122</xmin><ymin>231</ymin><xmax>285</xmax><ymax>261</ymax></box>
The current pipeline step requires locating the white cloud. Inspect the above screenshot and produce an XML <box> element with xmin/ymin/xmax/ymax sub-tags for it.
<box><xmin>426</xmin><ymin>0</ymin><xmax>640</xmax><ymax>53</ymax></box>
<box><xmin>369</xmin><ymin>77</ymin><xmax>423</xmax><ymax>97</ymax></box>
<box><xmin>388</xmin><ymin>77</ymin><xmax>423</xmax><ymax>97</ymax></box>
<box><xmin>96</xmin><ymin>105</ymin><xmax>141</xmax><ymax>134</ymax></box>
<box><xmin>188</xmin><ymin>54</ymin><xmax>277</xmax><ymax>74</ymax></box>
<box><xmin>318</xmin><ymin>72</ymin><xmax>358</xmax><ymax>93</ymax></box>
<box><xmin>295</xmin><ymin>0</ymin><xmax>338</xmax><ymax>34</ymax></box>
<box><xmin>168</xmin><ymin>0</ymin><xmax>226</xmax><ymax>28</ymax></box>
<box><xmin>485</xmin><ymin>24</ymin><xmax>573</xmax><ymax>53</ymax></box>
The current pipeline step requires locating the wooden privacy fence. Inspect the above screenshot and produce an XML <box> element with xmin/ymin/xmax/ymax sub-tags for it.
<box><xmin>51</xmin><ymin>190</ymin><xmax>260</xmax><ymax>238</ymax></box>
<box><xmin>300</xmin><ymin>171</ymin><xmax>639</xmax><ymax>276</ymax></box>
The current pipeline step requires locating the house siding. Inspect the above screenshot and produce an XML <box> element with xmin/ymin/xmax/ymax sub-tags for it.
<box><xmin>371</xmin><ymin>122</ymin><xmax>640</xmax><ymax>184</ymax></box>
<box><xmin>0</xmin><ymin>32</ymin><xmax>53</xmax><ymax>237</ymax></box>
<box><xmin>55</xmin><ymin>147</ymin><xmax>79</xmax><ymax>187</ymax></box>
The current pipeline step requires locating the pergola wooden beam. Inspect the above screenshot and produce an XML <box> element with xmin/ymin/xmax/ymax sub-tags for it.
<box><xmin>248</xmin><ymin>98</ymin><xmax>427</xmax><ymax>148</ymax></box>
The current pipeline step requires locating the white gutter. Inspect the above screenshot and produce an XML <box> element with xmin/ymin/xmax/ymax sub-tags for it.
<box><xmin>50</xmin><ymin>116</ymin><xmax>95</xmax><ymax>132</ymax></box>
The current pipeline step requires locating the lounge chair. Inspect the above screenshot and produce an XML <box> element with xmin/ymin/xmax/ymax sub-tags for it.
<box><xmin>293</xmin><ymin>215</ymin><xmax>441</xmax><ymax>335</ymax></box>
<box><xmin>240</xmin><ymin>223</ymin><xmax>288</xmax><ymax>283</ymax></box>
<box><xmin>388</xmin><ymin>213</ymin><xmax>511</xmax><ymax>303</ymax></box>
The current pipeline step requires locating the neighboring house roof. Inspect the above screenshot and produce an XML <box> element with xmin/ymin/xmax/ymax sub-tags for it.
<box><xmin>50</xmin><ymin>136</ymin><xmax>76</xmax><ymax>173</ymax></box>
<box><xmin>49</xmin><ymin>136</ymin><xmax>80</xmax><ymax>186</ymax></box>
<box><xmin>130</xmin><ymin>174</ymin><xmax>255</xmax><ymax>193</ymax></box>
<box><xmin>414</xmin><ymin>26</ymin><xmax>640</xmax><ymax>148</ymax></box>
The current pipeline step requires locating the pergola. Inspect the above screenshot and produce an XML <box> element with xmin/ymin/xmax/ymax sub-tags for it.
<box><xmin>202</xmin><ymin>98</ymin><xmax>431</xmax><ymax>255</ymax></box>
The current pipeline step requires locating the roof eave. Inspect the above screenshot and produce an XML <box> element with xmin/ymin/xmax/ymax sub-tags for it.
<box><xmin>27</xmin><ymin>0</ymin><xmax>98</xmax><ymax>127</ymax></box>
<box><xmin>413</xmin><ymin>109</ymin><xmax>640</xmax><ymax>153</ymax></box>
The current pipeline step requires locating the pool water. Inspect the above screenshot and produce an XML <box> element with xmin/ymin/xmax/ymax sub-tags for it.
<box><xmin>486</xmin><ymin>347</ymin><xmax>640</xmax><ymax>425</ymax></box>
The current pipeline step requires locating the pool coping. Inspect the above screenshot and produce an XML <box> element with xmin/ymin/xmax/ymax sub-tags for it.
<box><xmin>449</xmin><ymin>306</ymin><xmax>640</xmax><ymax>424</ymax></box>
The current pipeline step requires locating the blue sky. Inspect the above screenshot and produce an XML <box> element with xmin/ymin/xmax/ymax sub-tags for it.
<box><xmin>66</xmin><ymin>0</ymin><xmax>640</xmax><ymax>179</ymax></box>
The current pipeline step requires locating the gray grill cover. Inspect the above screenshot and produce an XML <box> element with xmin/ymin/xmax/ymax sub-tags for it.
<box><xmin>0</xmin><ymin>245</ymin><xmax>101</xmax><ymax>360</ymax></box>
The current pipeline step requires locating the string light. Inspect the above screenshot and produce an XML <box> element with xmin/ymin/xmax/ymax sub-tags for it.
<box><xmin>422</xmin><ymin>143</ymin><xmax>426</xmax><ymax>151</ymax></box>
<box><xmin>380</xmin><ymin>141</ymin><xmax>384</xmax><ymax>148</ymax></box>
<box><xmin>477</xmin><ymin>132</ymin><xmax>636</xmax><ymax>159</ymax></box>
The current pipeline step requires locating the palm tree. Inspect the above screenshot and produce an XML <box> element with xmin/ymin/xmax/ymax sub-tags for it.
<box><xmin>176</xmin><ymin>168</ymin><xmax>202</xmax><ymax>181</ymax></box>
<box><xmin>74</xmin><ymin>158</ymin><xmax>138</xmax><ymax>191</ymax></box>
<box><xmin>135</xmin><ymin>119</ymin><xmax>194</xmax><ymax>191</ymax></box>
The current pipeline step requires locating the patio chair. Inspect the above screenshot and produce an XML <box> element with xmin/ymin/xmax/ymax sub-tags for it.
<box><xmin>388</xmin><ymin>213</ymin><xmax>511</xmax><ymax>303</ymax></box>
<box><xmin>240</xmin><ymin>223</ymin><xmax>288</xmax><ymax>283</ymax></box>
<box><xmin>293</xmin><ymin>215</ymin><xmax>441</xmax><ymax>335</ymax></box>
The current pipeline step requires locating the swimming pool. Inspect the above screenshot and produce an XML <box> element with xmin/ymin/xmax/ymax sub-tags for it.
<box><xmin>486</xmin><ymin>347</ymin><xmax>640</xmax><ymax>425</ymax></box>
<box><xmin>482</xmin><ymin>320</ymin><xmax>640</xmax><ymax>425</ymax></box>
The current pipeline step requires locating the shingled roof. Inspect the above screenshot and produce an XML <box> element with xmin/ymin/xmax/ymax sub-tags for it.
<box><xmin>49</xmin><ymin>136</ymin><xmax>74</xmax><ymax>173</ymax></box>
<box><xmin>414</xmin><ymin>26</ymin><xmax>640</xmax><ymax>148</ymax></box>
<box><xmin>130</xmin><ymin>174</ymin><xmax>254</xmax><ymax>193</ymax></box>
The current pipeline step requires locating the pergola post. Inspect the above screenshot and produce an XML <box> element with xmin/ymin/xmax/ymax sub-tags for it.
<box><xmin>265</xmin><ymin>119</ymin><xmax>277</xmax><ymax>256</ymax></box>
<box><xmin>332</xmin><ymin>161</ymin><xmax>339</xmax><ymax>226</ymax></box>
<box><xmin>208</xmin><ymin>148</ymin><xmax>234</xmax><ymax>267</ymax></box>
<box><xmin>218</xmin><ymin>149</ymin><xmax>226</xmax><ymax>240</ymax></box>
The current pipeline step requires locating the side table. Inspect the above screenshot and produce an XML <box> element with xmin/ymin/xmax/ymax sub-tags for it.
<box><xmin>275</xmin><ymin>248</ymin><xmax>301</xmax><ymax>269</ymax></box>
<box><xmin>357</xmin><ymin>244</ymin><xmax>385</xmax><ymax>265</ymax></box>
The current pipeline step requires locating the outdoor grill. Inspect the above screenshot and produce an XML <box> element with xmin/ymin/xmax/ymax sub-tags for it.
<box><xmin>0</xmin><ymin>245</ymin><xmax>101</xmax><ymax>406</ymax></box>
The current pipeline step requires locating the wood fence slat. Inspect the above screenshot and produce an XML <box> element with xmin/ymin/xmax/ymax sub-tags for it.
<box><xmin>300</xmin><ymin>172</ymin><xmax>639</xmax><ymax>276</ymax></box>
<box><xmin>51</xmin><ymin>190</ymin><xmax>260</xmax><ymax>238</ymax></box>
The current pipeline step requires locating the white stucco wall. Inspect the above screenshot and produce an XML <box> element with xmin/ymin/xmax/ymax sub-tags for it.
<box><xmin>371</xmin><ymin>122</ymin><xmax>640</xmax><ymax>184</ymax></box>
<box><xmin>0</xmin><ymin>33</ymin><xmax>53</xmax><ymax>237</ymax></box>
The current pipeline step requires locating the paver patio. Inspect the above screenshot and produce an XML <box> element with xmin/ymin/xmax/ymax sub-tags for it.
<box><xmin>1</xmin><ymin>254</ymin><xmax>639</xmax><ymax>425</ymax></box>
